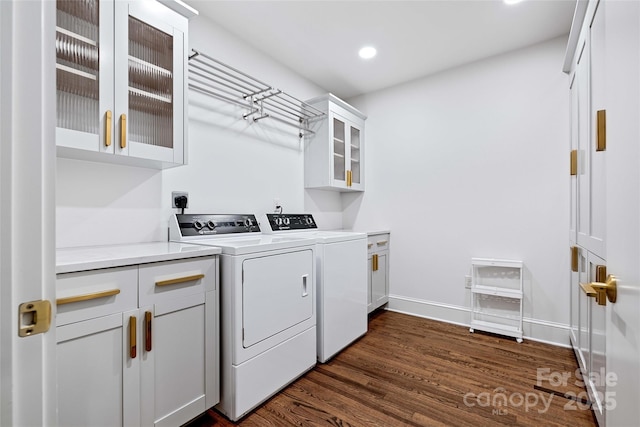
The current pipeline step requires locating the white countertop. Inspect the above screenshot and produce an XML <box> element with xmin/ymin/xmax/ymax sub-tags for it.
<box><xmin>56</xmin><ymin>242</ymin><xmax>221</xmax><ymax>274</ymax></box>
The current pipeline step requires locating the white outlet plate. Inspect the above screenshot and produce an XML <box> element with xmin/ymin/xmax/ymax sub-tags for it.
<box><xmin>464</xmin><ymin>275</ymin><xmax>472</xmax><ymax>288</ymax></box>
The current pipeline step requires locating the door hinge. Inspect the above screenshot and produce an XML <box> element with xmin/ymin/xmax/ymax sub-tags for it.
<box><xmin>18</xmin><ymin>300</ymin><xmax>51</xmax><ymax>337</ymax></box>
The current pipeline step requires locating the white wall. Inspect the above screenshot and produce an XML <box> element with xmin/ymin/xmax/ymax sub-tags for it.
<box><xmin>56</xmin><ymin>10</ymin><xmax>338</xmax><ymax>248</ymax></box>
<box><xmin>345</xmin><ymin>37</ymin><xmax>570</xmax><ymax>345</ymax></box>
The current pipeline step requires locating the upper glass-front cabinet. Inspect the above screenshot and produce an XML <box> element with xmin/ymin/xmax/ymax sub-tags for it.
<box><xmin>305</xmin><ymin>94</ymin><xmax>367</xmax><ymax>192</ymax></box>
<box><xmin>56</xmin><ymin>0</ymin><xmax>195</xmax><ymax>168</ymax></box>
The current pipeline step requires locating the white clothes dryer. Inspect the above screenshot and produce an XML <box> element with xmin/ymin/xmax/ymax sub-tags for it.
<box><xmin>260</xmin><ymin>213</ymin><xmax>367</xmax><ymax>363</ymax></box>
<box><xmin>170</xmin><ymin>214</ymin><xmax>317</xmax><ymax>421</ymax></box>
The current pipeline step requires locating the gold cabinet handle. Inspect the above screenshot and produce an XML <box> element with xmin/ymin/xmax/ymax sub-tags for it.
<box><xmin>346</xmin><ymin>170</ymin><xmax>353</xmax><ymax>187</ymax></box>
<box><xmin>155</xmin><ymin>273</ymin><xmax>205</xmax><ymax>287</ymax></box>
<box><xmin>120</xmin><ymin>113</ymin><xmax>127</xmax><ymax>148</ymax></box>
<box><xmin>105</xmin><ymin>110</ymin><xmax>112</xmax><ymax>147</ymax></box>
<box><xmin>129</xmin><ymin>315</ymin><xmax>137</xmax><ymax>359</ymax></box>
<box><xmin>56</xmin><ymin>289</ymin><xmax>121</xmax><ymax>306</ymax></box>
<box><xmin>145</xmin><ymin>311</ymin><xmax>152</xmax><ymax>352</ymax></box>
<box><xmin>570</xmin><ymin>246</ymin><xmax>579</xmax><ymax>272</ymax></box>
<box><xmin>372</xmin><ymin>254</ymin><xmax>379</xmax><ymax>272</ymax></box>
<box><xmin>570</xmin><ymin>149</ymin><xmax>577</xmax><ymax>176</ymax></box>
<box><xmin>596</xmin><ymin>109</ymin><xmax>606</xmax><ymax>151</ymax></box>
<box><xmin>580</xmin><ymin>275</ymin><xmax>617</xmax><ymax>306</ymax></box>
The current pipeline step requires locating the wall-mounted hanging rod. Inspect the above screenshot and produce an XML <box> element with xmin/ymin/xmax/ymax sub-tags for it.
<box><xmin>188</xmin><ymin>49</ymin><xmax>325</xmax><ymax>138</ymax></box>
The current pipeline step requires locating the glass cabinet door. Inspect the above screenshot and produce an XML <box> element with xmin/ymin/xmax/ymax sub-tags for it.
<box><xmin>56</xmin><ymin>0</ymin><xmax>113</xmax><ymax>152</ymax></box>
<box><xmin>116</xmin><ymin>2</ymin><xmax>184</xmax><ymax>163</ymax></box>
<box><xmin>333</xmin><ymin>117</ymin><xmax>346</xmax><ymax>184</ymax></box>
<box><xmin>350</xmin><ymin>125</ymin><xmax>361</xmax><ymax>186</ymax></box>
<box><xmin>127</xmin><ymin>16</ymin><xmax>173</xmax><ymax>150</ymax></box>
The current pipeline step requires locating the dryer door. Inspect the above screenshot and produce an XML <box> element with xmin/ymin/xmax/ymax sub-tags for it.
<box><xmin>242</xmin><ymin>249</ymin><xmax>313</xmax><ymax>348</ymax></box>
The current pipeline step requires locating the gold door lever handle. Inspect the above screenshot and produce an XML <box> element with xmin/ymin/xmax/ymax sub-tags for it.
<box><xmin>580</xmin><ymin>275</ymin><xmax>617</xmax><ymax>306</ymax></box>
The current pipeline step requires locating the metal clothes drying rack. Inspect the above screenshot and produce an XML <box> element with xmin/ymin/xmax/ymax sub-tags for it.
<box><xmin>188</xmin><ymin>49</ymin><xmax>325</xmax><ymax>137</ymax></box>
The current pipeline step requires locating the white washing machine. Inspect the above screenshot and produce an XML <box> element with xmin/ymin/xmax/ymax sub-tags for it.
<box><xmin>169</xmin><ymin>214</ymin><xmax>317</xmax><ymax>421</ymax></box>
<box><xmin>260</xmin><ymin>213</ymin><xmax>367</xmax><ymax>363</ymax></box>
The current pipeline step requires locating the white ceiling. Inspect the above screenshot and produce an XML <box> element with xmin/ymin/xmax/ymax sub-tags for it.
<box><xmin>187</xmin><ymin>0</ymin><xmax>576</xmax><ymax>99</ymax></box>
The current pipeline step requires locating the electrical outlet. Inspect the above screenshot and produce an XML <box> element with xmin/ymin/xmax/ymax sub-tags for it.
<box><xmin>172</xmin><ymin>191</ymin><xmax>189</xmax><ymax>209</ymax></box>
<box><xmin>273</xmin><ymin>198</ymin><xmax>281</xmax><ymax>212</ymax></box>
<box><xmin>464</xmin><ymin>275</ymin><xmax>472</xmax><ymax>289</ymax></box>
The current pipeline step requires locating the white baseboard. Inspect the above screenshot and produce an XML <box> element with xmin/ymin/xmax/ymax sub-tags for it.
<box><xmin>386</xmin><ymin>295</ymin><xmax>571</xmax><ymax>348</ymax></box>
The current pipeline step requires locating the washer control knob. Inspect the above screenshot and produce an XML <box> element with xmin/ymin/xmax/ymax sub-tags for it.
<box><xmin>244</xmin><ymin>218</ymin><xmax>254</xmax><ymax>228</ymax></box>
<box><xmin>305</xmin><ymin>217</ymin><xmax>314</xmax><ymax>225</ymax></box>
<box><xmin>207</xmin><ymin>221</ymin><xmax>216</xmax><ymax>230</ymax></box>
<box><xmin>193</xmin><ymin>220</ymin><xmax>204</xmax><ymax>230</ymax></box>
<box><xmin>276</xmin><ymin>217</ymin><xmax>283</xmax><ymax>226</ymax></box>
<box><xmin>283</xmin><ymin>217</ymin><xmax>290</xmax><ymax>225</ymax></box>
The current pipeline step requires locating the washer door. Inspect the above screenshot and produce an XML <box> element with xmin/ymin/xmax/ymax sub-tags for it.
<box><xmin>242</xmin><ymin>249</ymin><xmax>313</xmax><ymax>348</ymax></box>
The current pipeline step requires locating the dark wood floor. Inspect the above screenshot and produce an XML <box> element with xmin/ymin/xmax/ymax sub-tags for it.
<box><xmin>187</xmin><ymin>310</ymin><xmax>596</xmax><ymax>427</ymax></box>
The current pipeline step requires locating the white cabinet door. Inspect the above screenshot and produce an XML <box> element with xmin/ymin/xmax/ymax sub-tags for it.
<box><xmin>114</xmin><ymin>1</ymin><xmax>186</xmax><ymax>164</ymax></box>
<box><xmin>330</xmin><ymin>112</ymin><xmax>364</xmax><ymax>191</ymax></box>
<box><xmin>55</xmin><ymin>0</ymin><xmax>115</xmax><ymax>154</ymax></box>
<box><xmin>371</xmin><ymin>252</ymin><xmax>388</xmax><ymax>309</ymax></box>
<box><xmin>57</xmin><ymin>310</ymin><xmax>141</xmax><ymax>427</ymax></box>
<box><xmin>138</xmin><ymin>256</ymin><xmax>218</xmax><ymax>427</ymax></box>
<box><xmin>140</xmin><ymin>295</ymin><xmax>207</xmax><ymax>427</ymax></box>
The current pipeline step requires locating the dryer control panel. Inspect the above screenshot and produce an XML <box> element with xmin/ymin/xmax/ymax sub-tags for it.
<box><xmin>174</xmin><ymin>214</ymin><xmax>260</xmax><ymax>236</ymax></box>
<box><xmin>265</xmin><ymin>213</ymin><xmax>318</xmax><ymax>231</ymax></box>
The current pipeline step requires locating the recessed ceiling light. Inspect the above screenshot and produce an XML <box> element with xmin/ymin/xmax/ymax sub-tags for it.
<box><xmin>504</xmin><ymin>0</ymin><xmax>524</xmax><ymax>4</ymax></box>
<box><xmin>358</xmin><ymin>46</ymin><xmax>377</xmax><ymax>60</ymax></box>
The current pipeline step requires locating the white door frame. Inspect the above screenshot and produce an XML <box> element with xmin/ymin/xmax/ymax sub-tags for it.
<box><xmin>0</xmin><ymin>1</ymin><xmax>57</xmax><ymax>425</ymax></box>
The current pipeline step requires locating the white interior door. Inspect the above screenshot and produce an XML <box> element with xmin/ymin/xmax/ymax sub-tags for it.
<box><xmin>603</xmin><ymin>1</ymin><xmax>640</xmax><ymax>425</ymax></box>
<box><xmin>0</xmin><ymin>1</ymin><xmax>57</xmax><ymax>425</ymax></box>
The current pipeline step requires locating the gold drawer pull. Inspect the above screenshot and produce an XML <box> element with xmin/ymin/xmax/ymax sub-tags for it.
<box><xmin>377</xmin><ymin>240</ymin><xmax>388</xmax><ymax>246</ymax></box>
<box><xmin>145</xmin><ymin>311</ymin><xmax>152</xmax><ymax>352</ymax></box>
<box><xmin>155</xmin><ymin>273</ymin><xmax>205</xmax><ymax>287</ymax></box>
<box><xmin>56</xmin><ymin>289</ymin><xmax>121</xmax><ymax>305</ymax></box>
<box><xmin>367</xmin><ymin>243</ymin><xmax>373</xmax><ymax>249</ymax></box>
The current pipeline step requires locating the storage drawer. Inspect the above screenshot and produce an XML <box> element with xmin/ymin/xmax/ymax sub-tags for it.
<box><xmin>56</xmin><ymin>266</ymin><xmax>138</xmax><ymax>326</ymax></box>
<box><xmin>367</xmin><ymin>233</ymin><xmax>390</xmax><ymax>254</ymax></box>
<box><xmin>139</xmin><ymin>256</ymin><xmax>217</xmax><ymax>306</ymax></box>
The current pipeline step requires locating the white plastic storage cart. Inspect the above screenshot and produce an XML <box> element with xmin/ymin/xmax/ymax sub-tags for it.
<box><xmin>469</xmin><ymin>258</ymin><xmax>523</xmax><ymax>343</ymax></box>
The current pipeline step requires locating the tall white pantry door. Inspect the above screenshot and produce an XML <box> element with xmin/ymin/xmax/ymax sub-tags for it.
<box><xmin>0</xmin><ymin>1</ymin><xmax>57</xmax><ymax>426</ymax></box>
<box><xmin>603</xmin><ymin>1</ymin><xmax>640</xmax><ymax>425</ymax></box>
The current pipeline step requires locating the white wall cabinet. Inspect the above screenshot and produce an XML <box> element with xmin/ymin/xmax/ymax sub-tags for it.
<box><xmin>469</xmin><ymin>258</ymin><xmax>523</xmax><ymax>343</ymax></box>
<box><xmin>367</xmin><ymin>233</ymin><xmax>389</xmax><ymax>313</ymax></box>
<box><xmin>55</xmin><ymin>0</ymin><xmax>196</xmax><ymax>168</ymax></box>
<box><xmin>55</xmin><ymin>256</ymin><xmax>218</xmax><ymax>427</ymax></box>
<box><xmin>304</xmin><ymin>94</ymin><xmax>367</xmax><ymax>192</ymax></box>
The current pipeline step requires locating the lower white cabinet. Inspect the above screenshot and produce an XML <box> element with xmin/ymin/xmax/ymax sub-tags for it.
<box><xmin>55</xmin><ymin>256</ymin><xmax>219</xmax><ymax>427</ymax></box>
<box><xmin>367</xmin><ymin>233</ymin><xmax>390</xmax><ymax>313</ymax></box>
